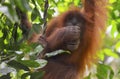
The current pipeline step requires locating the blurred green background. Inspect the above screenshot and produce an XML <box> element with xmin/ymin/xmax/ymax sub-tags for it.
<box><xmin>0</xmin><ymin>0</ymin><xmax>120</xmax><ymax>79</ymax></box>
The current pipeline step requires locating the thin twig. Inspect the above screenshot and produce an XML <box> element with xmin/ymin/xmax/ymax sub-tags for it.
<box><xmin>42</xmin><ymin>0</ymin><xmax>49</xmax><ymax>35</ymax></box>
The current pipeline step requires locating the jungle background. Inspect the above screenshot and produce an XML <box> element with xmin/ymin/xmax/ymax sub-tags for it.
<box><xmin>0</xmin><ymin>0</ymin><xmax>120</xmax><ymax>79</ymax></box>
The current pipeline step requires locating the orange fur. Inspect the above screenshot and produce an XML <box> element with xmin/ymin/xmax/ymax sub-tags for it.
<box><xmin>22</xmin><ymin>0</ymin><xmax>107</xmax><ymax>79</ymax></box>
<box><xmin>39</xmin><ymin>0</ymin><xmax>108</xmax><ymax>79</ymax></box>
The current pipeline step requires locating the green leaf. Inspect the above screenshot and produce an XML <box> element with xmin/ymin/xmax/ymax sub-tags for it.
<box><xmin>0</xmin><ymin>5</ymin><xmax>18</xmax><ymax>22</ymax></box>
<box><xmin>19</xmin><ymin>60</ymin><xmax>40</xmax><ymax>68</ymax></box>
<box><xmin>30</xmin><ymin>71</ymin><xmax>44</xmax><ymax>79</ymax></box>
<box><xmin>45</xmin><ymin>50</ymin><xmax>71</xmax><ymax>58</ymax></box>
<box><xmin>109</xmin><ymin>0</ymin><xmax>116</xmax><ymax>3</ymax></box>
<box><xmin>98</xmin><ymin>50</ymin><xmax>105</xmax><ymax>61</ymax></box>
<box><xmin>117</xmin><ymin>23</ymin><xmax>120</xmax><ymax>33</ymax></box>
<box><xmin>34</xmin><ymin>45</ymin><xmax>43</xmax><ymax>54</ymax></box>
<box><xmin>103</xmin><ymin>48</ymin><xmax>119</xmax><ymax>58</ymax></box>
<box><xmin>96</xmin><ymin>64</ymin><xmax>114</xmax><ymax>79</ymax></box>
<box><xmin>0</xmin><ymin>30</ymin><xmax>3</xmax><ymax>38</ymax></box>
<box><xmin>7</xmin><ymin>60</ymin><xmax>30</xmax><ymax>71</ymax></box>
<box><xmin>74</xmin><ymin>0</ymin><xmax>81</xmax><ymax>6</ymax></box>
<box><xmin>115</xmin><ymin>41</ymin><xmax>120</xmax><ymax>52</ymax></box>
<box><xmin>21</xmin><ymin>72</ymin><xmax>31</xmax><ymax>79</ymax></box>
<box><xmin>118</xmin><ymin>69</ymin><xmax>120</xmax><ymax>74</ymax></box>
<box><xmin>32</xmin><ymin>23</ymin><xmax>42</xmax><ymax>34</ymax></box>
<box><xmin>47</xmin><ymin>9</ymin><xmax>55</xmax><ymax>19</ymax></box>
<box><xmin>36</xmin><ymin>0</ymin><xmax>44</xmax><ymax>7</ymax></box>
<box><xmin>35</xmin><ymin>59</ymin><xmax>47</xmax><ymax>68</ymax></box>
<box><xmin>109</xmin><ymin>69</ymin><xmax>114</xmax><ymax>79</ymax></box>
<box><xmin>21</xmin><ymin>71</ymin><xmax>44</xmax><ymax>79</ymax></box>
<box><xmin>111</xmin><ymin>21</ymin><xmax>117</xmax><ymax>38</ymax></box>
<box><xmin>0</xmin><ymin>73</ymin><xmax>11</xmax><ymax>79</ymax></box>
<box><xmin>14</xmin><ymin>0</ymin><xmax>31</xmax><ymax>12</ymax></box>
<box><xmin>31</xmin><ymin>8</ymin><xmax>40</xmax><ymax>21</ymax></box>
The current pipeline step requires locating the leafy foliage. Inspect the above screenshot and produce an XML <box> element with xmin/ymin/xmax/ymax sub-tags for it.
<box><xmin>0</xmin><ymin>0</ymin><xmax>120</xmax><ymax>79</ymax></box>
